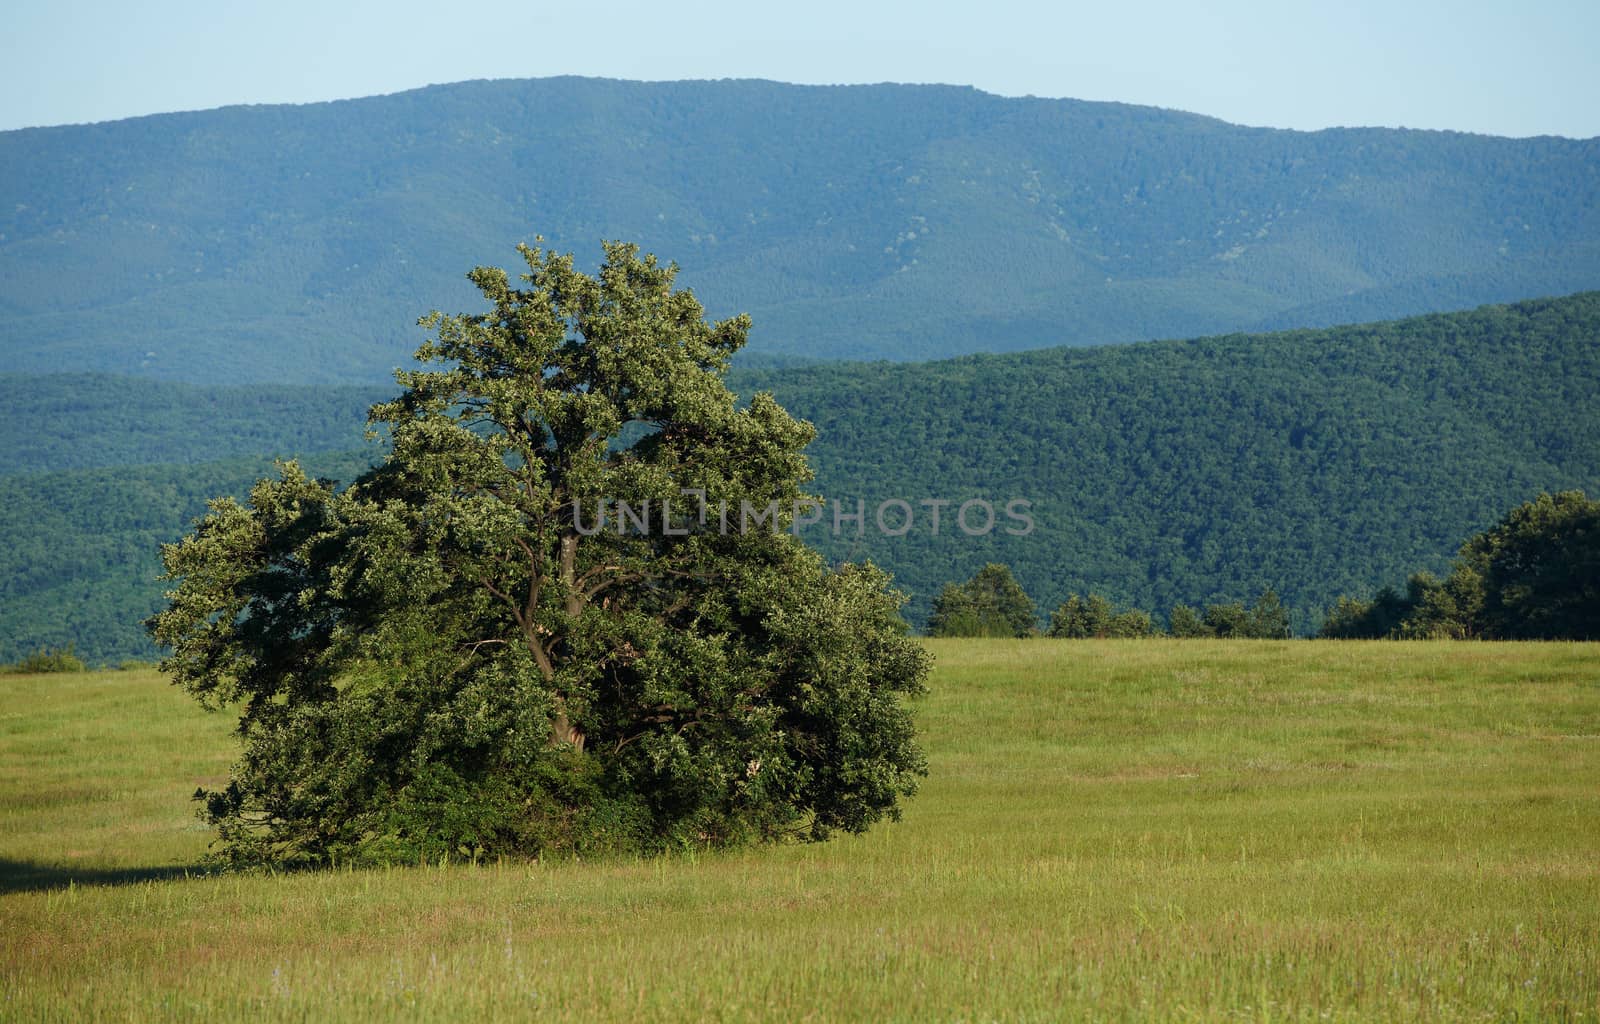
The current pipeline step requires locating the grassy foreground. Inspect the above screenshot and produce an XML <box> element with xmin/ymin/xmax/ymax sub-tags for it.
<box><xmin>2</xmin><ymin>640</ymin><xmax>1597</xmax><ymax>1021</ymax></box>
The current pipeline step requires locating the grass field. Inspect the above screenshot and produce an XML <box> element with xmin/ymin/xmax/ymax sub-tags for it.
<box><xmin>2</xmin><ymin>639</ymin><xmax>1598</xmax><ymax>1021</ymax></box>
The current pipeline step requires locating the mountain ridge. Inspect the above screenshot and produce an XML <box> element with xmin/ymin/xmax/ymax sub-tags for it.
<box><xmin>14</xmin><ymin>75</ymin><xmax>1591</xmax><ymax>141</ymax></box>
<box><xmin>4</xmin><ymin>76</ymin><xmax>1596</xmax><ymax>382</ymax></box>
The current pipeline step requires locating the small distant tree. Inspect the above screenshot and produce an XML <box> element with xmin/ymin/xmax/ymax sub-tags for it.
<box><xmin>1048</xmin><ymin>594</ymin><xmax>1102</xmax><ymax>638</ymax></box>
<box><xmin>1202</xmin><ymin>601</ymin><xmax>1252</xmax><ymax>638</ymax></box>
<box><xmin>1108</xmin><ymin>607</ymin><xmax>1157</xmax><ymax>638</ymax></box>
<box><xmin>1170</xmin><ymin>589</ymin><xmax>1290</xmax><ymax>638</ymax></box>
<box><xmin>1319</xmin><ymin>585</ymin><xmax>1414</xmax><ymax>639</ymax></box>
<box><xmin>1049</xmin><ymin>593</ymin><xmax>1157</xmax><ymax>638</ymax></box>
<box><xmin>927</xmin><ymin>564</ymin><xmax>1035</xmax><ymax>637</ymax></box>
<box><xmin>149</xmin><ymin>240</ymin><xmax>928</xmax><ymax>867</ymax></box>
<box><xmin>1319</xmin><ymin>595</ymin><xmax>1380</xmax><ymax>639</ymax></box>
<box><xmin>1247</xmin><ymin>588</ymin><xmax>1292</xmax><ymax>639</ymax></box>
<box><xmin>1168</xmin><ymin>603</ymin><xmax>1211</xmax><ymax>638</ymax></box>
<box><xmin>926</xmin><ymin>582</ymin><xmax>981</xmax><ymax>637</ymax></box>
<box><xmin>1393</xmin><ymin>572</ymin><xmax>1476</xmax><ymax>639</ymax></box>
<box><xmin>6</xmin><ymin>644</ymin><xmax>86</xmax><ymax>674</ymax></box>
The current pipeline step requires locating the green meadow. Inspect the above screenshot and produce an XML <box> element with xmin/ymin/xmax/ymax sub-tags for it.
<box><xmin>3</xmin><ymin>640</ymin><xmax>1597</xmax><ymax>1021</ymax></box>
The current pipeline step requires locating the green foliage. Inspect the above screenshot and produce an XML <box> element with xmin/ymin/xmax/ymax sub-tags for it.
<box><xmin>740</xmin><ymin>292</ymin><xmax>1600</xmax><ymax>631</ymax></box>
<box><xmin>4</xmin><ymin>80</ymin><xmax>1600</xmax><ymax>382</ymax></box>
<box><xmin>1048</xmin><ymin>593</ymin><xmax>1157</xmax><ymax>638</ymax></box>
<box><xmin>1047</xmin><ymin>590</ymin><xmax>1287</xmax><ymax>639</ymax></box>
<box><xmin>1469</xmin><ymin>491</ymin><xmax>1600</xmax><ymax>639</ymax></box>
<box><xmin>1157</xmin><ymin>590</ymin><xmax>1292</xmax><ymax>639</ymax></box>
<box><xmin>1392</xmin><ymin>572</ymin><xmax>1481</xmax><ymax>640</ymax></box>
<box><xmin>147</xmin><ymin>242</ymin><xmax>928</xmax><ymax>867</ymax></box>
<box><xmin>1242</xmin><ymin>589</ymin><xmax>1293</xmax><ymax>640</ymax></box>
<box><xmin>1320</xmin><ymin>584</ymin><xmax>1428</xmax><ymax>639</ymax></box>
<box><xmin>6</xmin><ymin>294</ymin><xmax>1600</xmax><ymax>662</ymax></box>
<box><xmin>1322</xmin><ymin>491</ymin><xmax>1600</xmax><ymax>640</ymax></box>
<box><xmin>4</xmin><ymin>644</ymin><xmax>85</xmax><ymax>674</ymax></box>
<box><xmin>1168</xmin><ymin>604</ymin><xmax>1210</xmax><ymax>638</ymax></box>
<box><xmin>0</xmin><ymin>451</ymin><xmax>376</xmax><ymax>665</ymax></box>
<box><xmin>0</xmin><ymin>375</ymin><xmax>384</xmax><ymax>476</ymax></box>
<box><xmin>927</xmin><ymin>564</ymin><xmax>1036</xmax><ymax>637</ymax></box>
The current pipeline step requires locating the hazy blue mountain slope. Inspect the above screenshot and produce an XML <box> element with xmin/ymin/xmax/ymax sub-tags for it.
<box><xmin>3</xmin><ymin>77</ymin><xmax>1596</xmax><ymax>383</ymax></box>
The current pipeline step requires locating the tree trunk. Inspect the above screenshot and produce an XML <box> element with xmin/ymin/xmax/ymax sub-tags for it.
<box><xmin>552</xmin><ymin>532</ymin><xmax>585</xmax><ymax>750</ymax></box>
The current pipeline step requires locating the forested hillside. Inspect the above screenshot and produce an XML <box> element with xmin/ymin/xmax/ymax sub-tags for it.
<box><xmin>751</xmin><ymin>292</ymin><xmax>1600</xmax><ymax>628</ymax></box>
<box><xmin>3</xmin><ymin>77</ymin><xmax>1597</xmax><ymax>382</ymax></box>
<box><xmin>3</xmin><ymin>293</ymin><xmax>1595</xmax><ymax>662</ymax></box>
<box><xmin>0</xmin><ymin>375</ymin><xmax>385</xmax><ymax>475</ymax></box>
<box><xmin>0</xmin><ymin>451</ymin><xmax>375</xmax><ymax>664</ymax></box>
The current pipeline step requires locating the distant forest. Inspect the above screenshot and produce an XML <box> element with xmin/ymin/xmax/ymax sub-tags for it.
<box><xmin>0</xmin><ymin>451</ymin><xmax>376</xmax><ymax>665</ymax></box>
<box><xmin>754</xmin><ymin>292</ymin><xmax>1600</xmax><ymax>631</ymax></box>
<box><xmin>0</xmin><ymin>375</ymin><xmax>387</xmax><ymax>475</ymax></box>
<box><xmin>3</xmin><ymin>293</ymin><xmax>1596</xmax><ymax>663</ymax></box>
<box><xmin>3</xmin><ymin>77</ymin><xmax>1598</xmax><ymax>382</ymax></box>
<box><xmin>1319</xmin><ymin>491</ymin><xmax>1599</xmax><ymax>641</ymax></box>
<box><xmin>928</xmin><ymin>489</ymin><xmax>1599</xmax><ymax>641</ymax></box>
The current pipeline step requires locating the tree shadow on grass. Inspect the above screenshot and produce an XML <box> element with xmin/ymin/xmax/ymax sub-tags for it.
<box><xmin>0</xmin><ymin>858</ymin><xmax>214</xmax><ymax>895</ymax></box>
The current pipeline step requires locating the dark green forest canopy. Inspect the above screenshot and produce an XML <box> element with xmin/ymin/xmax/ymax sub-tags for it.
<box><xmin>0</xmin><ymin>375</ymin><xmax>387</xmax><ymax>475</ymax></box>
<box><xmin>0</xmin><ymin>452</ymin><xmax>376</xmax><ymax>665</ymax></box>
<box><xmin>2</xmin><ymin>292</ymin><xmax>1597</xmax><ymax>661</ymax></box>
<box><xmin>741</xmin><ymin>292</ymin><xmax>1600</xmax><ymax>630</ymax></box>
<box><xmin>2</xmin><ymin>77</ymin><xmax>1597</xmax><ymax>381</ymax></box>
<box><xmin>1321</xmin><ymin>490</ymin><xmax>1600</xmax><ymax>640</ymax></box>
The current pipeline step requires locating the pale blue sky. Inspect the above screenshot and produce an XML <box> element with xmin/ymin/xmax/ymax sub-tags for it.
<box><xmin>3</xmin><ymin>0</ymin><xmax>1596</xmax><ymax>137</ymax></box>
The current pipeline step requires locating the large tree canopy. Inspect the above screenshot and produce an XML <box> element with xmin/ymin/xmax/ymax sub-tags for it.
<box><xmin>149</xmin><ymin>241</ymin><xmax>928</xmax><ymax>866</ymax></box>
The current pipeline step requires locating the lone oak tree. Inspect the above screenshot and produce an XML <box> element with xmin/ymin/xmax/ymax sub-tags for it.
<box><xmin>149</xmin><ymin>241</ymin><xmax>928</xmax><ymax>866</ymax></box>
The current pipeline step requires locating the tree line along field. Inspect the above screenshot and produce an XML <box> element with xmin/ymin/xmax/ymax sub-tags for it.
<box><xmin>3</xmin><ymin>640</ymin><xmax>1596</xmax><ymax>1021</ymax></box>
